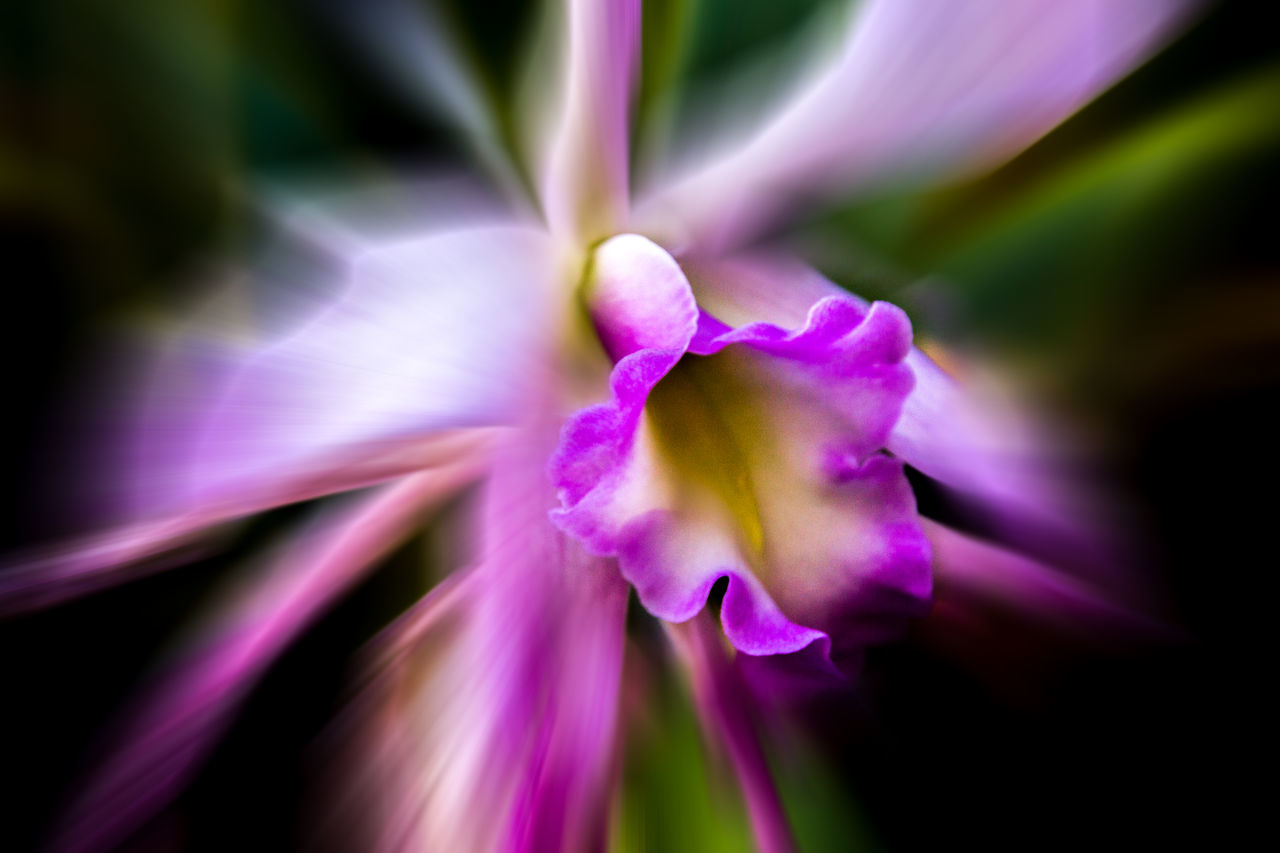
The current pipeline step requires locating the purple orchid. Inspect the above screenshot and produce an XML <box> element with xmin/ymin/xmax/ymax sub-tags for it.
<box><xmin>550</xmin><ymin>234</ymin><xmax>929</xmax><ymax>669</ymax></box>
<box><xmin>1</xmin><ymin>1</ymin><xmax>1197</xmax><ymax>851</ymax></box>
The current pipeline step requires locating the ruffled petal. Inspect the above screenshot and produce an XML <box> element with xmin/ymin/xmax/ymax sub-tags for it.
<box><xmin>551</xmin><ymin>238</ymin><xmax>927</xmax><ymax>664</ymax></box>
<box><xmin>637</xmin><ymin>0</ymin><xmax>1198</xmax><ymax>251</ymax></box>
<box><xmin>613</xmin><ymin>512</ymin><xmax>827</xmax><ymax>658</ymax></box>
<box><xmin>685</xmin><ymin>253</ymin><xmax>1116</xmax><ymax>566</ymax></box>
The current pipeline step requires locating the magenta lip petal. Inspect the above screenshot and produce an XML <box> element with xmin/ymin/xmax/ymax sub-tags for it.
<box><xmin>688</xmin><ymin>252</ymin><xmax>1122</xmax><ymax>574</ymax></box>
<box><xmin>550</xmin><ymin>242</ymin><xmax>927</xmax><ymax>666</ymax></box>
<box><xmin>818</xmin><ymin>454</ymin><xmax>934</xmax><ymax>641</ymax></box>
<box><xmin>551</xmin><ymin>296</ymin><xmax>916</xmax><ymax>539</ymax></box>
<box><xmin>614</xmin><ymin>511</ymin><xmax>829</xmax><ymax>658</ymax></box>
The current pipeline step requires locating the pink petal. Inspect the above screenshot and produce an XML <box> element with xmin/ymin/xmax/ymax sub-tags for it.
<box><xmin>0</xmin><ymin>429</ymin><xmax>501</xmax><ymax>615</ymax></box>
<box><xmin>180</xmin><ymin>226</ymin><xmax>559</xmax><ymax>508</ymax></box>
<box><xmin>542</xmin><ymin>0</ymin><xmax>641</xmax><ymax>240</ymax></box>
<box><xmin>588</xmin><ymin>233</ymin><xmax>700</xmax><ymax>361</ymax></box>
<box><xmin>2</xmin><ymin>225</ymin><xmax>558</xmax><ymax>611</ymax></box>
<box><xmin>685</xmin><ymin>253</ymin><xmax>1118</xmax><ymax>568</ymax></box>
<box><xmin>48</xmin><ymin>461</ymin><xmax>484</xmax><ymax>853</ymax></box>
<box><xmin>669</xmin><ymin>613</ymin><xmax>798</xmax><ymax>853</ymax></box>
<box><xmin>923</xmin><ymin>519</ymin><xmax>1173</xmax><ymax>639</ymax></box>
<box><xmin>552</xmin><ymin>238</ymin><xmax>928</xmax><ymax>666</ymax></box>
<box><xmin>637</xmin><ymin>0</ymin><xmax>1198</xmax><ymax>251</ymax></box>
<box><xmin>325</xmin><ymin>426</ymin><xmax>629</xmax><ymax>853</ymax></box>
<box><xmin>889</xmin><ymin>347</ymin><xmax>1099</xmax><ymax>557</ymax></box>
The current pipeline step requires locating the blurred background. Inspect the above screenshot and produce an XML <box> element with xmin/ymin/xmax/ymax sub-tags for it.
<box><xmin>2</xmin><ymin>1</ymin><xmax>1276</xmax><ymax>850</ymax></box>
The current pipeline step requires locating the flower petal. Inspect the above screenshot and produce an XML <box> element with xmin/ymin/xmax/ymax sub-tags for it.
<box><xmin>1</xmin><ymin>225</ymin><xmax>559</xmax><ymax>611</ymax></box>
<box><xmin>637</xmin><ymin>0</ymin><xmax>1198</xmax><ymax>250</ymax></box>
<box><xmin>552</xmin><ymin>240</ymin><xmax>927</xmax><ymax>665</ymax></box>
<box><xmin>183</xmin><ymin>225</ymin><xmax>559</xmax><ymax>506</ymax></box>
<box><xmin>316</xmin><ymin>0</ymin><xmax>534</xmax><ymax>204</ymax></box>
<box><xmin>685</xmin><ymin>253</ymin><xmax>1115</xmax><ymax>566</ymax></box>
<box><xmin>327</xmin><ymin>427</ymin><xmax>629</xmax><ymax>853</ymax></box>
<box><xmin>891</xmin><ymin>349</ymin><xmax>1060</xmax><ymax>516</ymax></box>
<box><xmin>889</xmin><ymin>347</ymin><xmax>1125</xmax><ymax>568</ymax></box>
<box><xmin>922</xmin><ymin>519</ymin><xmax>1174</xmax><ymax>640</ymax></box>
<box><xmin>669</xmin><ymin>613</ymin><xmax>799</xmax><ymax>853</ymax></box>
<box><xmin>48</xmin><ymin>463</ymin><xmax>482</xmax><ymax>853</ymax></box>
<box><xmin>543</xmin><ymin>0</ymin><xmax>641</xmax><ymax>240</ymax></box>
<box><xmin>587</xmin><ymin>232</ymin><xmax>699</xmax><ymax>361</ymax></box>
<box><xmin>0</xmin><ymin>430</ymin><xmax>499</xmax><ymax>615</ymax></box>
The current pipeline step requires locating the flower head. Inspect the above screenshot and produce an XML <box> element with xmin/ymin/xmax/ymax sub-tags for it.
<box><xmin>552</xmin><ymin>234</ymin><xmax>929</xmax><ymax>669</ymax></box>
<box><xmin>0</xmin><ymin>1</ymin><xmax>1200</xmax><ymax>850</ymax></box>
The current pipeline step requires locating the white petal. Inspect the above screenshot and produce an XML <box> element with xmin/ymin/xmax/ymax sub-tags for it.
<box><xmin>542</xmin><ymin>0</ymin><xmax>641</xmax><ymax>240</ymax></box>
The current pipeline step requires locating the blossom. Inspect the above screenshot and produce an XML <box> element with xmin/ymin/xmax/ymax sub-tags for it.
<box><xmin>551</xmin><ymin>234</ymin><xmax>930</xmax><ymax>671</ymax></box>
<box><xmin>0</xmin><ymin>1</ymin><xmax>1196</xmax><ymax>851</ymax></box>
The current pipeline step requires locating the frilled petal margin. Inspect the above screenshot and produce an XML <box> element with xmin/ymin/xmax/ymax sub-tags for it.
<box><xmin>684</xmin><ymin>253</ymin><xmax>1121</xmax><ymax>569</ymax></box>
<box><xmin>549</xmin><ymin>235</ymin><xmax>930</xmax><ymax>666</ymax></box>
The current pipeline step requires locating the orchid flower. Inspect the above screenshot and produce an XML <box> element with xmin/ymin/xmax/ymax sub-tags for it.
<box><xmin>1</xmin><ymin>1</ymin><xmax>1198</xmax><ymax>851</ymax></box>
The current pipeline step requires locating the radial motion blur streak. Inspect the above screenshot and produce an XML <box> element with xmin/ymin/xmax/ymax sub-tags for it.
<box><xmin>2</xmin><ymin>1</ymin><xmax>1276</xmax><ymax>851</ymax></box>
